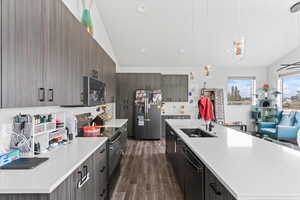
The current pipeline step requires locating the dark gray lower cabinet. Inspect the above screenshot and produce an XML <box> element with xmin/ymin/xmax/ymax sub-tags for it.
<box><xmin>0</xmin><ymin>143</ymin><xmax>107</xmax><ymax>200</ymax></box>
<box><xmin>161</xmin><ymin>115</ymin><xmax>191</xmax><ymax>138</ymax></box>
<box><xmin>205</xmin><ymin>169</ymin><xmax>236</xmax><ymax>200</ymax></box>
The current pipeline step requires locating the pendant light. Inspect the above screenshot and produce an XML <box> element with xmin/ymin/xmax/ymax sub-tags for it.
<box><xmin>81</xmin><ymin>0</ymin><xmax>94</xmax><ymax>35</ymax></box>
<box><xmin>233</xmin><ymin>0</ymin><xmax>245</xmax><ymax>58</ymax></box>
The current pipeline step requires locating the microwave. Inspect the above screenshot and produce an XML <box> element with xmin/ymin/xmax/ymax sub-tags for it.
<box><xmin>83</xmin><ymin>76</ymin><xmax>106</xmax><ymax>106</ymax></box>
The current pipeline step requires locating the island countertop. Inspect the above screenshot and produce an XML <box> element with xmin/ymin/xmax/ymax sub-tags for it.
<box><xmin>166</xmin><ymin>119</ymin><xmax>300</xmax><ymax>200</ymax></box>
<box><xmin>0</xmin><ymin>137</ymin><xmax>108</xmax><ymax>194</ymax></box>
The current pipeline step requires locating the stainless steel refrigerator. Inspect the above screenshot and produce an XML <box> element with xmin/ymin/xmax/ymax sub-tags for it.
<box><xmin>134</xmin><ymin>90</ymin><xmax>162</xmax><ymax>140</ymax></box>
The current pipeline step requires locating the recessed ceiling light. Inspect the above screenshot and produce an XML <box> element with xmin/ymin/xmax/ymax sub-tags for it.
<box><xmin>179</xmin><ymin>49</ymin><xmax>185</xmax><ymax>54</ymax></box>
<box><xmin>140</xmin><ymin>48</ymin><xmax>146</xmax><ymax>53</ymax></box>
<box><xmin>137</xmin><ymin>4</ymin><xmax>146</xmax><ymax>13</ymax></box>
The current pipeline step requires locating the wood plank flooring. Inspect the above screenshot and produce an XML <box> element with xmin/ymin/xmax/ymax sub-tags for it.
<box><xmin>111</xmin><ymin>140</ymin><xmax>184</xmax><ymax>200</ymax></box>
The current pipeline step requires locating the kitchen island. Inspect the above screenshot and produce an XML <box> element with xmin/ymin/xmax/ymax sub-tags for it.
<box><xmin>166</xmin><ymin>119</ymin><xmax>300</xmax><ymax>200</ymax></box>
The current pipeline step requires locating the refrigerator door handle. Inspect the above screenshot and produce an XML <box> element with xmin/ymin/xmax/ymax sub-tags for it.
<box><xmin>144</xmin><ymin>97</ymin><xmax>147</xmax><ymax>120</ymax></box>
<box><xmin>145</xmin><ymin>97</ymin><xmax>151</xmax><ymax>121</ymax></box>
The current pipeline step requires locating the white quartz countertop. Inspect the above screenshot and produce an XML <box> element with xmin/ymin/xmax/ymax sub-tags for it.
<box><xmin>0</xmin><ymin>137</ymin><xmax>107</xmax><ymax>194</ymax></box>
<box><xmin>104</xmin><ymin>119</ymin><xmax>128</xmax><ymax>128</ymax></box>
<box><xmin>166</xmin><ymin>119</ymin><xmax>300</xmax><ymax>200</ymax></box>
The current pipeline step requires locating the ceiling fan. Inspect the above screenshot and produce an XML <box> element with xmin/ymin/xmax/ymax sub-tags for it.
<box><xmin>277</xmin><ymin>62</ymin><xmax>300</xmax><ymax>72</ymax></box>
<box><xmin>291</xmin><ymin>2</ymin><xmax>300</xmax><ymax>13</ymax></box>
<box><xmin>276</xmin><ymin>3</ymin><xmax>300</xmax><ymax>72</ymax></box>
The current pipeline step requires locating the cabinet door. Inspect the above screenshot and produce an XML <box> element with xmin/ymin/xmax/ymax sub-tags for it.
<box><xmin>178</xmin><ymin>75</ymin><xmax>188</xmax><ymax>101</ymax></box>
<box><xmin>102</xmin><ymin>52</ymin><xmax>110</xmax><ymax>102</ymax></box>
<box><xmin>60</xmin><ymin>4</ymin><xmax>83</xmax><ymax>105</ymax></box>
<box><xmin>149</xmin><ymin>73</ymin><xmax>162</xmax><ymax>90</ymax></box>
<box><xmin>42</xmin><ymin>0</ymin><xmax>62</xmax><ymax>106</ymax></box>
<box><xmin>81</xmin><ymin>35</ymin><xmax>97</xmax><ymax>78</ymax></box>
<box><xmin>96</xmin><ymin>45</ymin><xmax>104</xmax><ymax>81</ymax></box>
<box><xmin>73</xmin><ymin>156</ymin><xmax>95</xmax><ymax>200</ymax></box>
<box><xmin>2</xmin><ymin>0</ymin><xmax>44</xmax><ymax>108</ymax></box>
<box><xmin>162</xmin><ymin>75</ymin><xmax>188</xmax><ymax>102</ymax></box>
<box><xmin>162</xmin><ymin>75</ymin><xmax>172</xmax><ymax>101</ymax></box>
<box><xmin>49</xmin><ymin>172</ymin><xmax>75</xmax><ymax>200</ymax></box>
<box><xmin>205</xmin><ymin>169</ymin><xmax>236</xmax><ymax>200</ymax></box>
<box><xmin>88</xmin><ymin>37</ymin><xmax>98</xmax><ymax>78</ymax></box>
<box><xmin>93</xmin><ymin>144</ymin><xmax>107</xmax><ymax>200</ymax></box>
<box><xmin>103</xmin><ymin>51</ymin><xmax>116</xmax><ymax>103</ymax></box>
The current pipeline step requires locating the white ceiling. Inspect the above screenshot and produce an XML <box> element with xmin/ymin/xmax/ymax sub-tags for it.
<box><xmin>96</xmin><ymin>0</ymin><xmax>300</xmax><ymax>68</ymax></box>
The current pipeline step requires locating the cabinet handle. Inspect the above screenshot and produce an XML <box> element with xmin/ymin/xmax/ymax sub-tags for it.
<box><xmin>100</xmin><ymin>189</ymin><xmax>106</xmax><ymax>197</ymax></box>
<box><xmin>100</xmin><ymin>166</ymin><xmax>106</xmax><ymax>173</ymax></box>
<box><xmin>83</xmin><ymin>165</ymin><xmax>88</xmax><ymax>177</ymax></box>
<box><xmin>209</xmin><ymin>183</ymin><xmax>222</xmax><ymax>196</ymax></box>
<box><xmin>38</xmin><ymin>88</ymin><xmax>45</xmax><ymax>102</ymax></box>
<box><xmin>80</xmin><ymin>92</ymin><xmax>84</xmax><ymax>102</ymax></box>
<box><xmin>78</xmin><ymin>171</ymin><xmax>83</xmax><ymax>181</ymax></box>
<box><xmin>48</xmin><ymin>89</ymin><xmax>54</xmax><ymax>102</ymax></box>
<box><xmin>77</xmin><ymin>171</ymin><xmax>90</xmax><ymax>189</ymax></box>
<box><xmin>100</xmin><ymin>148</ymin><xmax>106</xmax><ymax>154</ymax></box>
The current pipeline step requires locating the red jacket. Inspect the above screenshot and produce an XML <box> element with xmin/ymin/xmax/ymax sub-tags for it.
<box><xmin>198</xmin><ymin>97</ymin><xmax>215</xmax><ymax>121</ymax></box>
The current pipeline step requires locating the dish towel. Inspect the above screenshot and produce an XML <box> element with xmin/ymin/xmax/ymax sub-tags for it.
<box><xmin>198</xmin><ymin>97</ymin><xmax>215</xmax><ymax>121</ymax></box>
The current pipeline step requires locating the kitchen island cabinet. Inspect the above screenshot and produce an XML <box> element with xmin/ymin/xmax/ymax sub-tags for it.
<box><xmin>161</xmin><ymin>115</ymin><xmax>191</xmax><ymax>137</ymax></box>
<box><xmin>205</xmin><ymin>169</ymin><xmax>235</xmax><ymax>200</ymax></box>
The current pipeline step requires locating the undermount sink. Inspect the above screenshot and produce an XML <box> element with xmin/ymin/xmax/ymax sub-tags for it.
<box><xmin>180</xmin><ymin>128</ymin><xmax>216</xmax><ymax>138</ymax></box>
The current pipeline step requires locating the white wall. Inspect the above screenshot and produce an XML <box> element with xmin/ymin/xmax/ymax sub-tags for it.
<box><xmin>62</xmin><ymin>0</ymin><xmax>117</xmax><ymax>64</ymax></box>
<box><xmin>118</xmin><ymin>66</ymin><xmax>268</xmax><ymax>130</ymax></box>
<box><xmin>0</xmin><ymin>103</ymin><xmax>115</xmax><ymax>131</ymax></box>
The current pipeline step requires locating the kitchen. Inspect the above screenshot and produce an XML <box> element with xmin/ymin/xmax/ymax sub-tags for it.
<box><xmin>1</xmin><ymin>0</ymin><xmax>300</xmax><ymax>200</ymax></box>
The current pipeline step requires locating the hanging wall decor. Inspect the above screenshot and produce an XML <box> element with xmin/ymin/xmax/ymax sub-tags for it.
<box><xmin>81</xmin><ymin>0</ymin><xmax>94</xmax><ymax>35</ymax></box>
<box><xmin>190</xmin><ymin>72</ymin><xmax>196</xmax><ymax>80</ymax></box>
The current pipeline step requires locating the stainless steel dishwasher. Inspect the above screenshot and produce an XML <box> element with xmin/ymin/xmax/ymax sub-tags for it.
<box><xmin>183</xmin><ymin>145</ymin><xmax>205</xmax><ymax>200</ymax></box>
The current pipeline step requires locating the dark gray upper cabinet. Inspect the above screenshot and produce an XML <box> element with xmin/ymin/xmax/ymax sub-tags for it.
<box><xmin>103</xmin><ymin>51</ymin><xmax>116</xmax><ymax>103</ymax></box>
<box><xmin>2</xmin><ymin>0</ymin><xmax>44</xmax><ymax>108</ymax></box>
<box><xmin>116</xmin><ymin>73</ymin><xmax>161</xmax><ymax>136</ymax></box>
<box><xmin>42</xmin><ymin>0</ymin><xmax>63</xmax><ymax>106</ymax></box>
<box><xmin>1</xmin><ymin>0</ymin><xmax>116</xmax><ymax>108</ymax></box>
<box><xmin>162</xmin><ymin>75</ymin><xmax>188</xmax><ymax>102</ymax></box>
<box><xmin>60</xmin><ymin>3</ymin><xmax>83</xmax><ymax>105</ymax></box>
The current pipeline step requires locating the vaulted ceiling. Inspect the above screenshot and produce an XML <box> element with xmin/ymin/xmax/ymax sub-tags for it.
<box><xmin>96</xmin><ymin>0</ymin><xmax>300</xmax><ymax>68</ymax></box>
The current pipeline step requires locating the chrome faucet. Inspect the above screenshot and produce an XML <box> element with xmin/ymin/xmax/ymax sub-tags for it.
<box><xmin>206</xmin><ymin>122</ymin><xmax>214</xmax><ymax>132</ymax></box>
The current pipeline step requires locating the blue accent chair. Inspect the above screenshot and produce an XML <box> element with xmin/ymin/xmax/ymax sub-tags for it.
<box><xmin>258</xmin><ymin>110</ymin><xmax>300</xmax><ymax>140</ymax></box>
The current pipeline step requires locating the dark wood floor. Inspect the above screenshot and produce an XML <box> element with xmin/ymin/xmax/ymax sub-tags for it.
<box><xmin>111</xmin><ymin>140</ymin><xmax>184</xmax><ymax>200</ymax></box>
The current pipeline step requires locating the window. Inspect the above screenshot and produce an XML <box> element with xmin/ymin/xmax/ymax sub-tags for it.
<box><xmin>227</xmin><ymin>77</ymin><xmax>256</xmax><ymax>105</ymax></box>
<box><xmin>281</xmin><ymin>75</ymin><xmax>300</xmax><ymax>110</ymax></box>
